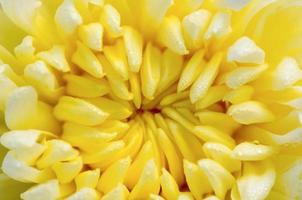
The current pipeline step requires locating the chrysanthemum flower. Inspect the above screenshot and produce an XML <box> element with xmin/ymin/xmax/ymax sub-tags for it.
<box><xmin>0</xmin><ymin>0</ymin><xmax>302</xmax><ymax>199</ymax></box>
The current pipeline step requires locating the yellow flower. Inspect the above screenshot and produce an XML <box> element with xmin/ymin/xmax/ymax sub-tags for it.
<box><xmin>0</xmin><ymin>0</ymin><xmax>302</xmax><ymax>199</ymax></box>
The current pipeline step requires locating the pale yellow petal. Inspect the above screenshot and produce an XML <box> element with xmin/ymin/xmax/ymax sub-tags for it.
<box><xmin>55</xmin><ymin>0</ymin><xmax>83</xmax><ymax>35</ymax></box>
<box><xmin>237</xmin><ymin>160</ymin><xmax>276</xmax><ymax>200</ymax></box>
<box><xmin>122</xmin><ymin>26</ymin><xmax>143</xmax><ymax>72</ymax></box>
<box><xmin>232</xmin><ymin>142</ymin><xmax>275</xmax><ymax>161</ymax></box>
<box><xmin>227</xmin><ymin>101</ymin><xmax>275</xmax><ymax>124</ymax></box>
<box><xmin>20</xmin><ymin>180</ymin><xmax>60</xmax><ymax>200</ymax></box>
<box><xmin>198</xmin><ymin>159</ymin><xmax>235</xmax><ymax>199</ymax></box>
<box><xmin>78</xmin><ymin>23</ymin><xmax>103</xmax><ymax>52</ymax></box>
<box><xmin>182</xmin><ymin>9</ymin><xmax>212</xmax><ymax>50</ymax></box>
<box><xmin>227</xmin><ymin>36</ymin><xmax>265</xmax><ymax>64</ymax></box>
<box><xmin>158</xmin><ymin>16</ymin><xmax>188</xmax><ymax>55</ymax></box>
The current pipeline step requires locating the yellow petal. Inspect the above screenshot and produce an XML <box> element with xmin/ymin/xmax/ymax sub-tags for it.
<box><xmin>87</xmin><ymin>97</ymin><xmax>132</xmax><ymax>120</ymax></box>
<box><xmin>195</xmin><ymin>111</ymin><xmax>241</xmax><ymax>135</ymax></box>
<box><xmin>204</xmin><ymin>11</ymin><xmax>232</xmax><ymax>41</ymax></box>
<box><xmin>5</xmin><ymin>86</ymin><xmax>60</xmax><ymax>133</ymax></box>
<box><xmin>81</xmin><ymin>140</ymin><xmax>125</xmax><ymax>164</ymax></box>
<box><xmin>139</xmin><ymin>0</ymin><xmax>173</xmax><ymax>38</ymax></box>
<box><xmin>2</xmin><ymin>151</ymin><xmax>53</xmax><ymax>183</ymax></box>
<box><xmin>55</xmin><ymin>0</ymin><xmax>83</xmax><ymax>35</ymax></box>
<box><xmin>0</xmin><ymin>45</ymin><xmax>22</xmax><ymax>73</ymax></box>
<box><xmin>203</xmin><ymin>142</ymin><xmax>241</xmax><ymax>172</ymax></box>
<box><xmin>96</xmin><ymin>120</ymin><xmax>129</xmax><ymax>139</ymax></box>
<box><xmin>64</xmin><ymin>74</ymin><xmax>109</xmax><ymax>98</ymax></box>
<box><xmin>37</xmin><ymin>139</ymin><xmax>79</xmax><ymax>169</ymax></box>
<box><xmin>168</xmin><ymin>0</ymin><xmax>204</xmax><ymax>17</ymax></box>
<box><xmin>160</xmin><ymin>168</ymin><xmax>180</xmax><ymax>200</ymax></box>
<box><xmin>177</xmin><ymin>49</ymin><xmax>205</xmax><ymax>92</ymax></box>
<box><xmin>92</xmin><ymin>121</ymin><xmax>143</xmax><ymax>169</ymax></box>
<box><xmin>20</xmin><ymin>180</ymin><xmax>60</xmax><ymax>200</ymax></box>
<box><xmin>0</xmin><ymin>9</ymin><xmax>26</xmax><ymax>52</ymax></box>
<box><xmin>72</xmin><ymin>41</ymin><xmax>104</xmax><ymax>78</ymax></box>
<box><xmin>0</xmin><ymin>75</ymin><xmax>17</xmax><ymax>111</ymax></box>
<box><xmin>182</xmin><ymin>9</ymin><xmax>212</xmax><ymax>50</ymax></box>
<box><xmin>232</xmin><ymin>142</ymin><xmax>275</xmax><ymax>161</ymax></box>
<box><xmin>177</xmin><ymin>192</ymin><xmax>195</xmax><ymax>200</ymax></box>
<box><xmin>198</xmin><ymin>159</ymin><xmax>235</xmax><ymax>199</ymax></box>
<box><xmin>52</xmin><ymin>157</ymin><xmax>83</xmax><ymax>184</ymax></box>
<box><xmin>160</xmin><ymin>91</ymin><xmax>189</xmax><ymax>106</ymax></box>
<box><xmin>129</xmin><ymin>159</ymin><xmax>160</xmax><ymax>199</ymax></box>
<box><xmin>101</xmin><ymin>184</ymin><xmax>129</xmax><ymax>200</ymax></box>
<box><xmin>0</xmin><ymin>130</ymin><xmax>46</xmax><ymax>164</ymax></box>
<box><xmin>157</xmin><ymin>129</ymin><xmax>184</xmax><ymax>186</ymax></box>
<box><xmin>100</xmin><ymin>4</ymin><xmax>122</xmax><ymax>38</ymax></box>
<box><xmin>66</xmin><ymin>187</ymin><xmax>100</xmax><ymax>200</ymax></box>
<box><xmin>14</xmin><ymin>36</ymin><xmax>35</xmax><ymax>65</ymax></box>
<box><xmin>190</xmin><ymin>52</ymin><xmax>223</xmax><ymax>103</ymax></box>
<box><xmin>227</xmin><ymin>101</ymin><xmax>275</xmax><ymax>124</ymax></box>
<box><xmin>227</xmin><ymin>36</ymin><xmax>265</xmax><ymax>64</ymax></box>
<box><xmin>272</xmin><ymin>57</ymin><xmax>302</xmax><ymax>90</ymax></box>
<box><xmin>129</xmin><ymin>72</ymin><xmax>142</xmax><ymax>108</ymax></box>
<box><xmin>78</xmin><ymin>23</ymin><xmax>103</xmax><ymax>51</ymax></box>
<box><xmin>141</xmin><ymin>42</ymin><xmax>161</xmax><ymax>100</ymax></box>
<box><xmin>162</xmin><ymin>107</ymin><xmax>195</xmax><ymax>131</ymax></box>
<box><xmin>223</xmin><ymin>85</ymin><xmax>254</xmax><ymax>104</ymax></box>
<box><xmin>62</xmin><ymin>122</ymin><xmax>116</xmax><ymax>152</ymax></box>
<box><xmin>24</xmin><ymin>60</ymin><xmax>61</xmax><ymax>102</ymax></box>
<box><xmin>37</xmin><ymin>45</ymin><xmax>70</xmax><ymax>72</ymax></box>
<box><xmin>150</xmin><ymin>194</ymin><xmax>165</xmax><ymax>200</ymax></box>
<box><xmin>157</xmin><ymin>49</ymin><xmax>183</xmax><ymax>94</ymax></box>
<box><xmin>142</xmin><ymin>122</ymin><xmax>163</xmax><ymax>171</ymax></box>
<box><xmin>225</xmin><ymin>63</ymin><xmax>268</xmax><ymax>89</ymax></box>
<box><xmin>183</xmin><ymin>160</ymin><xmax>212</xmax><ymax>200</ymax></box>
<box><xmin>122</xmin><ymin>26</ymin><xmax>143</xmax><ymax>72</ymax></box>
<box><xmin>97</xmin><ymin>157</ymin><xmax>131</xmax><ymax>194</ymax></box>
<box><xmin>158</xmin><ymin>16</ymin><xmax>188</xmax><ymax>55</ymax></box>
<box><xmin>75</xmin><ymin>169</ymin><xmax>100</xmax><ymax>189</ymax></box>
<box><xmin>54</xmin><ymin>96</ymin><xmax>109</xmax><ymax>126</ymax></box>
<box><xmin>195</xmin><ymin>85</ymin><xmax>229</xmax><ymax>110</ymax></box>
<box><xmin>124</xmin><ymin>141</ymin><xmax>154</xmax><ymax>189</ymax></box>
<box><xmin>104</xmin><ymin>39</ymin><xmax>129</xmax><ymax>80</ymax></box>
<box><xmin>0</xmin><ymin>63</ymin><xmax>25</xmax><ymax>85</ymax></box>
<box><xmin>237</xmin><ymin>160</ymin><xmax>276</xmax><ymax>200</ymax></box>
<box><xmin>203</xmin><ymin>195</ymin><xmax>220</xmax><ymax>200</ymax></box>
<box><xmin>193</xmin><ymin>126</ymin><xmax>236</xmax><ymax>148</ymax></box>
<box><xmin>213</xmin><ymin>0</ymin><xmax>251</xmax><ymax>11</ymax></box>
<box><xmin>94</xmin><ymin>124</ymin><xmax>143</xmax><ymax>169</ymax></box>
<box><xmin>98</xmin><ymin>54</ymin><xmax>133</xmax><ymax>100</ymax></box>
<box><xmin>0</xmin><ymin>0</ymin><xmax>41</xmax><ymax>33</ymax></box>
<box><xmin>175</xmin><ymin>108</ymin><xmax>200</xmax><ymax>125</ymax></box>
<box><xmin>166</xmin><ymin>119</ymin><xmax>204</xmax><ymax>162</ymax></box>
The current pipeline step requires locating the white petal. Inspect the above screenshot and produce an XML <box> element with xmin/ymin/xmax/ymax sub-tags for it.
<box><xmin>272</xmin><ymin>57</ymin><xmax>302</xmax><ymax>90</ymax></box>
<box><xmin>55</xmin><ymin>0</ymin><xmax>83</xmax><ymax>35</ymax></box>
<box><xmin>0</xmin><ymin>0</ymin><xmax>41</xmax><ymax>32</ymax></box>
<box><xmin>21</xmin><ymin>180</ymin><xmax>60</xmax><ymax>200</ymax></box>
<box><xmin>227</xmin><ymin>36</ymin><xmax>265</xmax><ymax>64</ymax></box>
<box><xmin>213</xmin><ymin>0</ymin><xmax>251</xmax><ymax>11</ymax></box>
